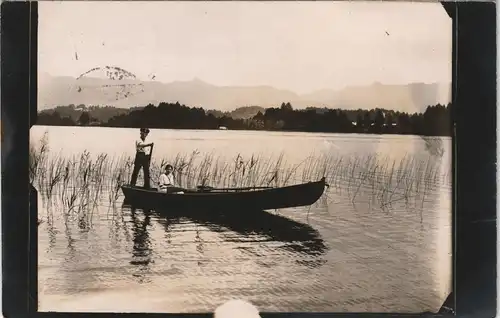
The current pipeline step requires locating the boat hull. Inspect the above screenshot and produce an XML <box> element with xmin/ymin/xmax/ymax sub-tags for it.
<box><xmin>121</xmin><ymin>178</ymin><xmax>326</xmax><ymax>211</ymax></box>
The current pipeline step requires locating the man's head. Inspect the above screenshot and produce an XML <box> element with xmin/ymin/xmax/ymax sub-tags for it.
<box><xmin>140</xmin><ymin>128</ymin><xmax>150</xmax><ymax>139</ymax></box>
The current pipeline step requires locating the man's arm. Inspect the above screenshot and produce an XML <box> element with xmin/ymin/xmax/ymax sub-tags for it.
<box><xmin>136</xmin><ymin>140</ymin><xmax>154</xmax><ymax>150</ymax></box>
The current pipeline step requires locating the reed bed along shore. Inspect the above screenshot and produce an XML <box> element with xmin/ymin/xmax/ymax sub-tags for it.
<box><xmin>31</xmin><ymin>133</ymin><xmax>451</xmax><ymax>226</ymax></box>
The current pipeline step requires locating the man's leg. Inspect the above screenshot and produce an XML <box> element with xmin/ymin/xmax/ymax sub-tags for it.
<box><xmin>130</xmin><ymin>157</ymin><xmax>141</xmax><ymax>186</ymax></box>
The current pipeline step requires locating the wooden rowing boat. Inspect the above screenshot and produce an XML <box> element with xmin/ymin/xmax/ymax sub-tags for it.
<box><xmin>121</xmin><ymin>177</ymin><xmax>327</xmax><ymax>211</ymax></box>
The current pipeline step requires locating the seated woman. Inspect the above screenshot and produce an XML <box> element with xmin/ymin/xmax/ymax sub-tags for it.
<box><xmin>158</xmin><ymin>164</ymin><xmax>184</xmax><ymax>194</ymax></box>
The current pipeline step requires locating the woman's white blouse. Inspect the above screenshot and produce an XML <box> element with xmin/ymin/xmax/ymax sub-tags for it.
<box><xmin>159</xmin><ymin>173</ymin><xmax>175</xmax><ymax>187</ymax></box>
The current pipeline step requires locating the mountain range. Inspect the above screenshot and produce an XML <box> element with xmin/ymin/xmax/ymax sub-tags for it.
<box><xmin>38</xmin><ymin>73</ymin><xmax>451</xmax><ymax>113</ymax></box>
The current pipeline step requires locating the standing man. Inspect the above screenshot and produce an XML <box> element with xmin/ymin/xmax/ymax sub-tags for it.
<box><xmin>130</xmin><ymin>128</ymin><xmax>154</xmax><ymax>188</ymax></box>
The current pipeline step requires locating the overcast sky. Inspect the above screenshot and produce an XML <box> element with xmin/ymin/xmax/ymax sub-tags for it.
<box><xmin>39</xmin><ymin>1</ymin><xmax>452</xmax><ymax>94</ymax></box>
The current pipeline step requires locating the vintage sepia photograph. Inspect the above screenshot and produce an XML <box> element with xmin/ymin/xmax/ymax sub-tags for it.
<box><xmin>32</xmin><ymin>1</ymin><xmax>453</xmax><ymax>314</ymax></box>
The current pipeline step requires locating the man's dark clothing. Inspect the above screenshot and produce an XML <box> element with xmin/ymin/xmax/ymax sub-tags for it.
<box><xmin>130</xmin><ymin>152</ymin><xmax>151</xmax><ymax>188</ymax></box>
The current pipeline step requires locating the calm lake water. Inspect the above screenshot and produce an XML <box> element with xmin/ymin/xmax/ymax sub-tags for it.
<box><xmin>32</xmin><ymin>126</ymin><xmax>452</xmax><ymax>313</ymax></box>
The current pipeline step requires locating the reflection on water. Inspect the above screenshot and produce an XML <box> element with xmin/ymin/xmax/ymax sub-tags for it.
<box><xmin>130</xmin><ymin>208</ymin><xmax>152</xmax><ymax>267</ymax></box>
<box><xmin>39</xmin><ymin>185</ymin><xmax>451</xmax><ymax>313</ymax></box>
<box><xmin>36</xmin><ymin>130</ymin><xmax>452</xmax><ymax>313</ymax></box>
<box><xmin>129</xmin><ymin>208</ymin><xmax>154</xmax><ymax>285</ymax></box>
<box><xmin>124</xmin><ymin>206</ymin><xmax>329</xmax><ymax>285</ymax></box>
<box><xmin>146</xmin><ymin>206</ymin><xmax>328</xmax><ymax>260</ymax></box>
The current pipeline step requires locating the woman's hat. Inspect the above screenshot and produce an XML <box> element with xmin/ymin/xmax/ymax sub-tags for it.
<box><xmin>140</xmin><ymin>128</ymin><xmax>150</xmax><ymax>133</ymax></box>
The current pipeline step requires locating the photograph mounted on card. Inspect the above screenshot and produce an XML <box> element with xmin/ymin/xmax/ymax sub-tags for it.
<box><xmin>33</xmin><ymin>1</ymin><xmax>453</xmax><ymax>314</ymax></box>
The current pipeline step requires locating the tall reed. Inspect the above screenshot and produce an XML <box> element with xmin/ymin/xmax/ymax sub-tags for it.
<box><xmin>30</xmin><ymin>135</ymin><xmax>451</xmax><ymax>224</ymax></box>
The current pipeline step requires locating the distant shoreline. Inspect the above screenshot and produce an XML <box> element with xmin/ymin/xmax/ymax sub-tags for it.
<box><xmin>35</xmin><ymin>102</ymin><xmax>452</xmax><ymax>137</ymax></box>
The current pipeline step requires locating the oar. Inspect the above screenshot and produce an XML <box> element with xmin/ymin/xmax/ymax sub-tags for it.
<box><xmin>148</xmin><ymin>143</ymin><xmax>154</xmax><ymax>163</ymax></box>
<box><xmin>146</xmin><ymin>143</ymin><xmax>154</xmax><ymax>188</ymax></box>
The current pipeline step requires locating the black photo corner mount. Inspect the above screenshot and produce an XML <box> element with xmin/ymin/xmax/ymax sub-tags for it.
<box><xmin>1</xmin><ymin>1</ymin><xmax>496</xmax><ymax>318</ymax></box>
<box><xmin>2</xmin><ymin>1</ymin><xmax>39</xmax><ymax>317</ymax></box>
<box><xmin>445</xmin><ymin>2</ymin><xmax>497</xmax><ymax>318</ymax></box>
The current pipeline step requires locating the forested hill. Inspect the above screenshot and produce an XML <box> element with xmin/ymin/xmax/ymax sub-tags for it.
<box><xmin>37</xmin><ymin>104</ymin><xmax>265</xmax><ymax>124</ymax></box>
<box><xmin>206</xmin><ymin>106</ymin><xmax>265</xmax><ymax>119</ymax></box>
<box><xmin>36</xmin><ymin>102</ymin><xmax>452</xmax><ymax>136</ymax></box>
